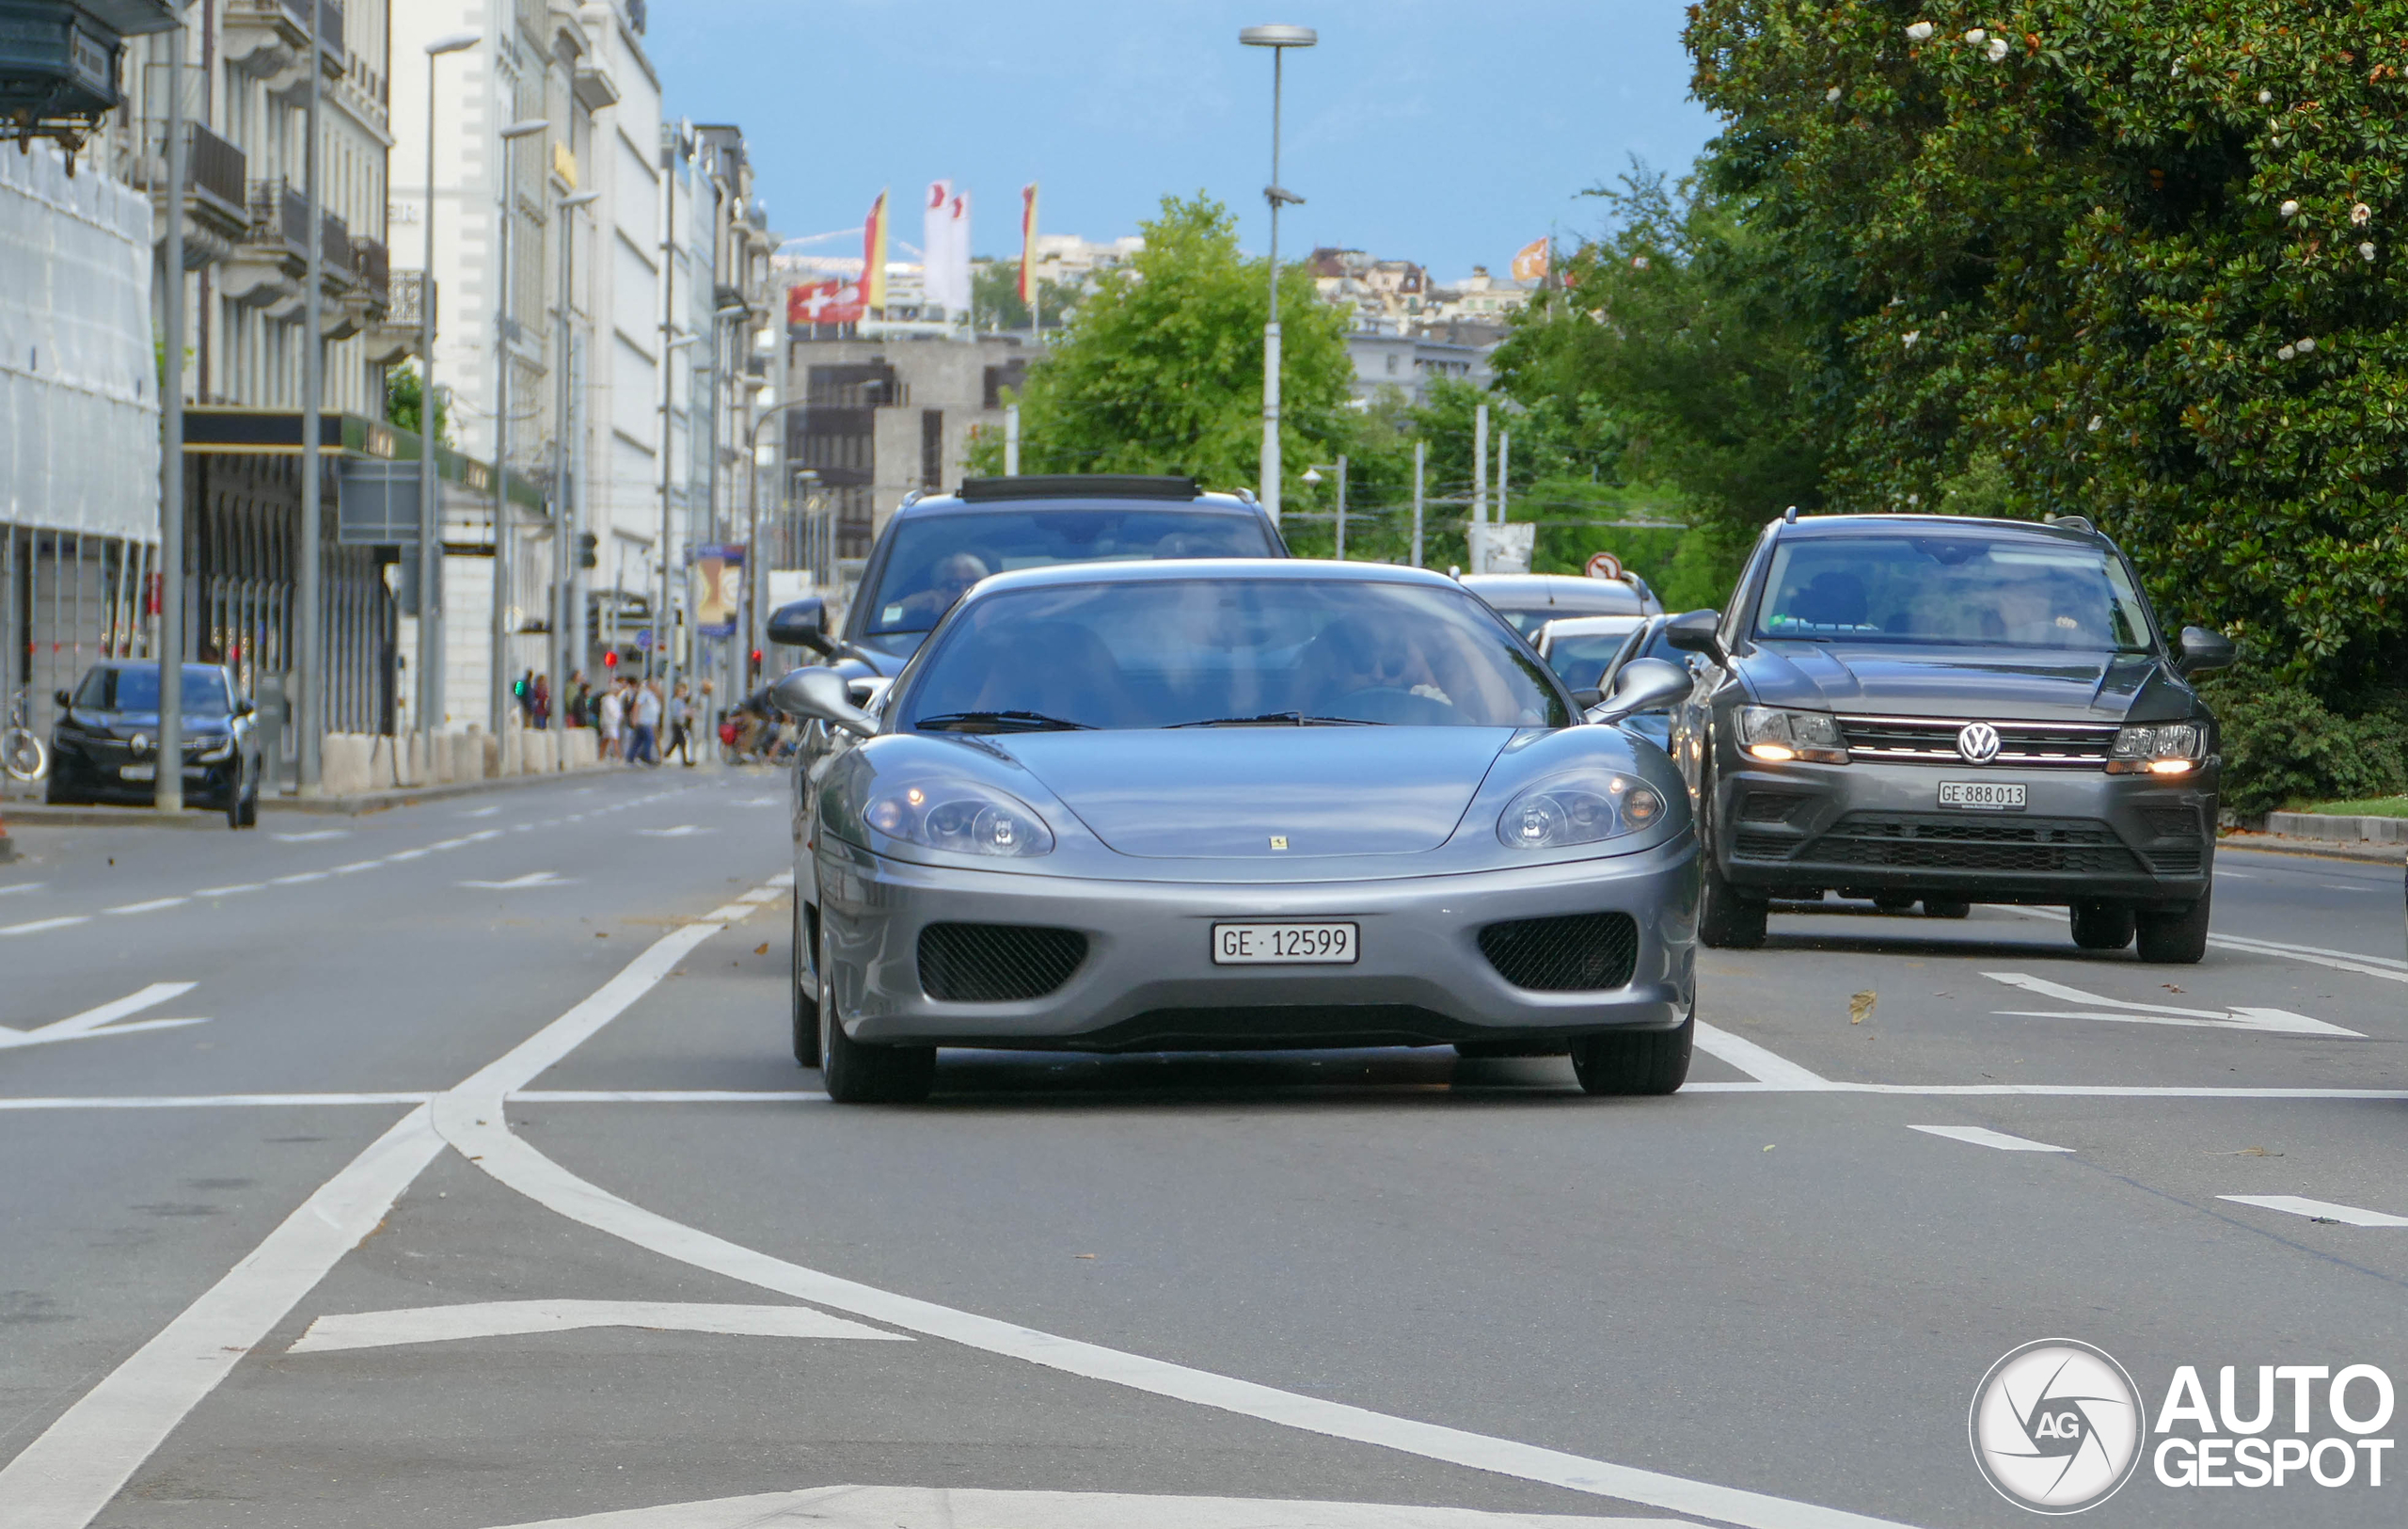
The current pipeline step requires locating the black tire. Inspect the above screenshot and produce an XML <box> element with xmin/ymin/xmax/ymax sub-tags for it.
<box><xmin>235</xmin><ymin>786</ymin><xmax>258</xmax><ymax>828</ymax></box>
<box><xmin>1569</xmin><ymin>1011</ymin><xmax>1693</xmax><ymax>1095</ymax></box>
<box><xmin>1872</xmin><ymin>893</ymin><xmax>1918</xmax><ymax>915</ymax></box>
<box><xmin>1697</xmin><ymin>851</ymin><xmax>1766</xmax><ymax>949</ymax></box>
<box><xmin>791</xmin><ymin>900</ymin><xmax>820</xmax><ymax>1068</ymax></box>
<box><xmin>817</xmin><ymin>924</ymin><xmax>934</xmax><ymax>1103</ymax></box>
<box><xmin>2069</xmin><ymin>900</ymin><xmax>2135</xmax><ymax>951</ymax></box>
<box><xmin>2134</xmin><ymin>889</ymin><xmax>2210</xmax><ymax>964</ymax></box>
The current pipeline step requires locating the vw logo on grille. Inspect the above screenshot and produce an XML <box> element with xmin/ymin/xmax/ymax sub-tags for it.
<box><xmin>1956</xmin><ymin>722</ymin><xmax>2003</xmax><ymax>764</ymax></box>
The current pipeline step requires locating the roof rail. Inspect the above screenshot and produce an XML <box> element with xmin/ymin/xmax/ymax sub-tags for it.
<box><xmin>2044</xmin><ymin>513</ymin><xmax>2098</xmax><ymax>533</ymax></box>
<box><xmin>958</xmin><ymin>474</ymin><xmax>1202</xmax><ymax>502</ymax></box>
<box><xmin>899</xmin><ymin>489</ymin><xmax>926</xmax><ymax>509</ymax></box>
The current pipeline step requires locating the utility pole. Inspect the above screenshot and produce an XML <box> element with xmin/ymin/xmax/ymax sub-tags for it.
<box><xmin>296</xmin><ymin>0</ymin><xmax>325</xmax><ymax>793</ymax></box>
<box><xmin>1333</xmin><ymin>454</ymin><xmax>1347</xmax><ymax>561</ymax></box>
<box><xmin>554</xmin><ymin>189</ymin><xmax>599</xmax><ymax>723</ymax></box>
<box><xmin>1498</xmin><ymin>429</ymin><xmax>1511</xmax><ymax>524</ymax></box>
<box><xmin>156</xmin><ymin>21</ymin><xmax>187</xmax><ymax>812</ymax></box>
<box><xmin>1004</xmin><ymin>403</ymin><xmax>1019</xmax><ymax>475</ymax></box>
<box><xmin>1241</xmin><ymin>25</ymin><xmax>1316</xmax><ymax>526</ymax></box>
<box><xmin>1410</xmin><ymin>439</ymin><xmax>1425</xmax><ymax>569</ymax></box>
<box><xmin>1471</xmin><ymin>402</ymin><xmax>1489</xmax><ymax>574</ymax></box>
<box><xmin>657</xmin><ymin>132</ymin><xmax>680</xmax><ymax>690</ymax></box>
<box><xmin>418</xmin><ymin>32</ymin><xmax>478</xmax><ymax>740</ymax></box>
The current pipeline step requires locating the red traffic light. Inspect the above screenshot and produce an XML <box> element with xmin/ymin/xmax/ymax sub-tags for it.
<box><xmin>602</xmin><ymin>651</ymin><xmax>618</xmax><ymax>667</ymax></box>
<box><xmin>750</xmin><ymin>649</ymin><xmax>763</xmax><ymax>666</ymax></box>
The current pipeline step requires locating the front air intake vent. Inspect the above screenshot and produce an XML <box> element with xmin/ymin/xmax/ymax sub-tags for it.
<box><xmin>917</xmin><ymin>923</ymin><xmax>1087</xmax><ymax>1002</ymax></box>
<box><xmin>1478</xmin><ymin>912</ymin><xmax>1639</xmax><ymax>993</ymax></box>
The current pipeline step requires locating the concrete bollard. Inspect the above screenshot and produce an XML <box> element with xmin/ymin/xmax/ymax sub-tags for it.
<box><xmin>480</xmin><ymin>733</ymin><xmax>500</xmax><ymax>779</ymax></box>
<box><xmin>368</xmin><ymin>735</ymin><xmax>397</xmax><ymax>790</ymax></box>
<box><xmin>563</xmin><ymin>728</ymin><xmax>597</xmax><ymax>770</ymax></box>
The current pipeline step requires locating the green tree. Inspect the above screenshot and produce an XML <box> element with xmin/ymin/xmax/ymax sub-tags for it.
<box><xmin>385</xmin><ymin>360</ymin><xmax>452</xmax><ymax>447</ymax></box>
<box><xmin>970</xmin><ymin>260</ymin><xmax>1080</xmax><ymax>334</ymax></box>
<box><xmin>965</xmin><ymin>193</ymin><xmax>1355</xmax><ymax>500</ymax></box>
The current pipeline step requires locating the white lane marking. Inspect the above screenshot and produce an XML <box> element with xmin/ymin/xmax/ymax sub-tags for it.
<box><xmin>766</xmin><ymin>870</ymin><xmax>795</xmax><ymax>887</ymax></box>
<box><xmin>2220</xmin><ymin>1195</ymin><xmax>2408</xmax><ymax>1228</ymax></box>
<box><xmin>385</xmin><ymin>849</ymin><xmax>430</xmax><ymax>861</ymax></box>
<box><xmin>471</xmin><ymin>1486</ymin><xmax>1690</xmax><ymax>1529</ymax></box>
<box><xmin>332</xmin><ymin>861</ymin><xmax>379</xmax><ymax>875</ymax></box>
<box><xmin>0</xmin><ymin>1107</ymin><xmax>443</xmax><ymax>1523</ymax></box>
<box><xmin>2204</xmin><ymin>934</ymin><xmax>2407</xmax><ymax>982</ymax></box>
<box><xmin>1692</xmin><ymin>1023</ymin><xmax>1830</xmax><ymax>1089</ymax></box>
<box><xmin>2212</xmin><ymin>870</ymin><xmax>2259</xmax><ymax>879</ymax></box>
<box><xmin>702</xmin><ymin>902</ymin><xmax>759</xmax><ymax>922</ymax></box>
<box><xmin>192</xmin><ymin>883</ymin><xmax>262</xmax><ymax>896</ymax></box>
<box><xmin>420</xmin><ymin>916</ymin><xmax>1915</xmax><ymax>1529</ymax></box>
<box><xmin>737</xmin><ymin>887</ymin><xmax>780</xmax><ymax>903</ymax></box>
<box><xmin>0</xmin><ymin>1093</ymin><xmax>436</xmax><ymax>1111</ymax></box>
<box><xmin>288</xmin><ymin>1298</ymin><xmax>907</xmax><ymax>1354</ymax></box>
<box><xmin>103</xmin><ymin>898</ymin><xmax>188</xmax><ymax>915</ymax></box>
<box><xmin>1983</xmin><ymin>972</ymin><xmax>2360</xmax><ymax>1036</ymax></box>
<box><xmin>272</xmin><ymin>829</ymin><xmax>347</xmax><ymax>842</ymax></box>
<box><xmin>467</xmin><ymin>829</ymin><xmax>505</xmax><ymax>842</ymax></box>
<box><xmin>270</xmin><ymin>870</ymin><xmax>330</xmax><ymax>884</ymax></box>
<box><xmin>459</xmin><ymin>871</ymin><xmax>577</xmax><ymax>889</ymax></box>
<box><xmin>734</xmin><ymin>795</ymin><xmax>782</xmax><ymax>806</ymax></box>
<box><xmin>0</xmin><ymin>982</ymin><xmax>202</xmax><ymax>1052</ymax></box>
<box><xmin>512</xmin><ymin>1091</ymin><xmax>826</xmax><ymax>1104</ymax></box>
<box><xmin>459</xmin><ymin>805</ymin><xmax>501</xmax><ymax>818</ymax></box>
<box><xmin>429</xmin><ymin>836</ymin><xmax>470</xmax><ymax>849</ymax></box>
<box><xmin>1</xmin><ymin>916</ymin><xmax>88</xmax><ymax>937</ymax></box>
<box><xmin>0</xmin><ymin>883</ymin><xmax>44</xmax><ymax>896</ymax></box>
<box><xmin>1908</xmin><ymin>1124</ymin><xmax>2073</xmax><ymax>1154</ymax></box>
<box><xmin>635</xmin><ymin>824</ymin><xmax>715</xmax><ymax>837</ymax></box>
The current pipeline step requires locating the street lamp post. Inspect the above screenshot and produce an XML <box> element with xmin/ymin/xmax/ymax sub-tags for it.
<box><xmin>1240</xmin><ymin>24</ymin><xmax>1315</xmax><ymax>527</ymax></box>
<box><xmin>1302</xmin><ymin>455</ymin><xmax>1348</xmax><ymax>559</ymax></box>
<box><xmin>490</xmin><ymin>117</ymin><xmax>548</xmax><ymax>737</ymax></box>
<box><xmin>553</xmin><ymin>186</ymin><xmax>601</xmax><ymax>721</ymax></box>
<box><xmin>417</xmin><ymin>31</ymin><xmax>479</xmax><ymax>741</ymax></box>
<box><xmin>156</xmin><ymin>17</ymin><xmax>187</xmax><ymax>812</ymax></box>
<box><xmin>296</xmin><ymin>0</ymin><xmax>325</xmax><ymax>793</ymax></box>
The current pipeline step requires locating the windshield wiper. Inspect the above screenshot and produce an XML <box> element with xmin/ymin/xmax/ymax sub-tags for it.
<box><xmin>1167</xmin><ymin>711</ymin><xmax>1382</xmax><ymax>727</ymax></box>
<box><xmin>913</xmin><ymin>709</ymin><xmax>1094</xmax><ymax>733</ymax></box>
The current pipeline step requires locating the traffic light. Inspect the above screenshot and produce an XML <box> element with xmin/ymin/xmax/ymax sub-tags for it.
<box><xmin>602</xmin><ymin>650</ymin><xmax>618</xmax><ymax>668</ymax></box>
<box><xmin>577</xmin><ymin>532</ymin><xmax>598</xmax><ymax>569</ymax></box>
<box><xmin>750</xmin><ymin>648</ymin><xmax>763</xmax><ymax>668</ymax></box>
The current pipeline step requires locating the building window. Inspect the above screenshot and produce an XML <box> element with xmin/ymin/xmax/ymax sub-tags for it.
<box><xmin>920</xmin><ymin>409</ymin><xmax>943</xmax><ymax>489</ymax></box>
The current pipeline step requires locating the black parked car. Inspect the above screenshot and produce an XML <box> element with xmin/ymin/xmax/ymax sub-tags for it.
<box><xmin>47</xmin><ymin>661</ymin><xmax>262</xmax><ymax>826</ymax></box>
<box><xmin>1667</xmin><ymin>512</ymin><xmax>2230</xmax><ymax>963</ymax></box>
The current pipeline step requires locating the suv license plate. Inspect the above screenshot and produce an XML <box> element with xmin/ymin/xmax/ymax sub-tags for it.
<box><xmin>119</xmin><ymin>763</ymin><xmax>155</xmax><ymax>781</ymax></box>
<box><xmin>1212</xmin><ymin>922</ymin><xmax>1358</xmax><ymax>964</ymax></box>
<box><xmin>1940</xmin><ymin>781</ymin><xmax>2025</xmax><ymax>811</ymax></box>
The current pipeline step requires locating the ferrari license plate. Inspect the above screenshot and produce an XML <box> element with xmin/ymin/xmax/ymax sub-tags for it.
<box><xmin>1940</xmin><ymin>780</ymin><xmax>2025</xmax><ymax>810</ymax></box>
<box><xmin>1212</xmin><ymin>922</ymin><xmax>1358</xmax><ymax>964</ymax></box>
<box><xmin>119</xmin><ymin>763</ymin><xmax>155</xmax><ymax>781</ymax></box>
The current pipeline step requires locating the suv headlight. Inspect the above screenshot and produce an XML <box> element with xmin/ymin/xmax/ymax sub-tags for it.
<box><xmin>2109</xmin><ymin>723</ymin><xmax>2205</xmax><ymax>775</ymax></box>
<box><xmin>1737</xmin><ymin>706</ymin><xmax>1848</xmax><ymax>764</ymax></box>
<box><xmin>1498</xmin><ymin>772</ymin><xmax>1667</xmax><ymax>850</ymax></box>
<box><xmin>863</xmin><ymin>779</ymin><xmax>1055</xmax><ymax>856</ymax></box>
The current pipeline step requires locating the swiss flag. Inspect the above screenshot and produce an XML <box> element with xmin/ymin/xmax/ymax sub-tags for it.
<box><xmin>788</xmin><ymin>278</ymin><xmax>864</xmax><ymax>327</ymax></box>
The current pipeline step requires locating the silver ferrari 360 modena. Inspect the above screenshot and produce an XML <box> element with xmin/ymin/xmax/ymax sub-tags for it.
<box><xmin>775</xmin><ymin>560</ymin><xmax>1701</xmax><ymax>1103</ymax></box>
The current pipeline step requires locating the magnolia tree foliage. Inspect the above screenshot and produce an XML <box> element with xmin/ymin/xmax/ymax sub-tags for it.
<box><xmin>1685</xmin><ymin>0</ymin><xmax>2408</xmax><ymax>693</ymax></box>
<box><xmin>967</xmin><ymin>194</ymin><xmax>1354</xmax><ymax>500</ymax></box>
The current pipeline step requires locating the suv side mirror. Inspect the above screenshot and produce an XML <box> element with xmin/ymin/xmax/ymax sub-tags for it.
<box><xmin>2177</xmin><ymin>626</ymin><xmax>2234</xmax><ymax>677</ymax></box>
<box><xmin>766</xmin><ymin>597</ymin><xmax>837</xmax><ymax>659</ymax></box>
<box><xmin>1585</xmin><ymin>658</ymin><xmax>1693</xmax><ymax>725</ymax></box>
<box><xmin>54</xmin><ymin>689</ymin><xmax>71</xmax><ymax>709</ymax></box>
<box><xmin>234</xmin><ymin>698</ymin><xmax>256</xmax><ymax>717</ymax></box>
<box><xmin>1662</xmin><ymin>609</ymin><xmax>1724</xmax><ymax>661</ymax></box>
<box><xmin>768</xmin><ymin>666</ymin><xmax>876</xmax><ymax>738</ymax></box>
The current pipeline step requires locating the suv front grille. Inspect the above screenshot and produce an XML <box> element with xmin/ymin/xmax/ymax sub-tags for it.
<box><xmin>917</xmin><ymin>923</ymin><xmax>1087</xmax><ymax>1002</ymax></box>
<box><xmin>1836</xmin><ymin>715</ymin><xmax>2117</xmax><ymax>769</ymax></box>
<box><xmin>1801</xmin><ymin>813</ymin><xmax>2140</xmax><ymax>875</ymax></box>
<box><xmin>1479</xmin><ymin>912</ymin><xmax>1639</xmax><ymax>992</ymax></box>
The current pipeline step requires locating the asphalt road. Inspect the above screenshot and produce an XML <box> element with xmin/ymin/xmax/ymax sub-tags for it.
<box><xmin>1</xmin><ymin>771</ymin><xmax>2401</xmax><ymax>1529</ymax></box>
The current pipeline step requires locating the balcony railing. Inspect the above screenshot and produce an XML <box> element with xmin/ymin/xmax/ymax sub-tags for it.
<box><xmin>184</xmin><ymin>124</ymin><xmax>247</xmax><ymax>218</ymax></box>
<box><xmin>319</xmin><ymin>211</ymin><xmax>352</xmax><ymax>279</ymax></box>
<box><xmin>350</xmin><ymin>235</ymin><xmax>388</xmax><ymax>302</ymax></box>
<box><xmin>247</xmin><ymin>179</ymin><xmax>309</xmax><ymax>254</ymax></box>
<box><xmin>388</xmin><ymin>270</ymin><xmax>433</xmax><ymax>331</ymax></box>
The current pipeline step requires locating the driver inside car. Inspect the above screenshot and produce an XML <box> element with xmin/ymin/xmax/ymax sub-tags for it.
<box><xmin>890</xmin><ymin>551</ymin><xmax>992</xmax><ymax>628</ymax></box>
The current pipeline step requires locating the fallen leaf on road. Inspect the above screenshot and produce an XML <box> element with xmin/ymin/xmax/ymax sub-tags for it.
<box><xmin>594</xmin><ymin>931</ymin><xmax>610</xmax><ymax>938</ymax></box>
<box><xmin>753</xmin><ymin>943</ymin><xmax>768</xmax><ymax>955</ymax></box>
<box><xmin>1849</xmin><ymin>990</ymin><xmax>1877</xmax><ymax>1024</ymax></box>
<box><xmin>2162</xmin><ymin>983</ymin><xmax>2185</xmax><ymax>994</ymax></box>
<box><xmin>1763</xmin><ymin>1144</ymin><xmax>1776</xmax><ymax>1152</ymax></box>
<box><xmin>1074</xmin><ymin>1252</ymin><xmax>1097</xmax><ymax>1259</ymax></box>
<box><xmin>2209</xmin><ymin>1146</ymin><xmax>2280</xmax><ymax>1156</ymax></box>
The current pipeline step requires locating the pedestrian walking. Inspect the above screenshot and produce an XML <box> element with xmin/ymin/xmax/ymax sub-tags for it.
<box><xmin>598</xmin><ymin>677</ymin><xmax>625</xmax><ymax>761</ymax></box>
<box><xmin>516</xmin><ymin>669</ymin><xmax>536</xmax><ymax>725</ymax></box>
<box><xmin>629</xmin><ymin>677</ymin><xmax>663</xmax><ymax>765</ymax></box>
<box><xmin>663</xmin><ymin>679</ymin><xmax>696</xmax><ymax>766</ymax></box>
<box><xmin>564</xmin><ymin>671</ymin><xmax>589</xmax><ymax>729</ymax></box>
<box><xmin>532</xmin><ymin>674</ymin><xmax>551</xmax><ymax>730</ymax></box>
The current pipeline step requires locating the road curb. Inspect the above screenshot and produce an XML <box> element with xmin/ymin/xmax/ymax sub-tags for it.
<box><xmin>0</xmin><ymin>763</ymin><xmax>692</xmax><ymax>828</ymax></box>
<box><xmin>2218</xmin><ymin>830</ymin><xmax>2405</xmax><ymax>866</ymax></box>
<box><xmin>2260</xmin><ymin>809</ymin><xmax>2408</xmax><ymax>845</ymax></box>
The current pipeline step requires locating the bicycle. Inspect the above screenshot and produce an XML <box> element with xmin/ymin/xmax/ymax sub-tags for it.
<box><xmin>4</xmin><ymin>688</ymin><xmax>47</xmax><ymax>783</ymax></box>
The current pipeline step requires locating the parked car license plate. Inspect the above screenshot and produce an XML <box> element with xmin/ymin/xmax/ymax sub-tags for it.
<box><xmin>1212</xmin><ymin>921</ymin><xmax>1357</xmax><ymax>964</ymax></box>
<box><xmin>119</xmin><ymin>763</ymin><xmax>155</xmax><ymax>781</ymax></box>
<box><xmin>1940</xmin><ymin>780</ymin><xmax>2025</xmax><ymax>810</ymax></box>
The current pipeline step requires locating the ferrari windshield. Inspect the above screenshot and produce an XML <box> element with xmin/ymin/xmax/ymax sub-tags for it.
<box><xmin>1757</xmin><ymin>535</ymin><xmax>2156</xmax><ymax>651</ymax></box>
<box><xmin>863</xmin><ymin>509</ymin><xmax>1279</xmax><ymax>637</ymax></box>
<box><xmin>908</xmin><ymin>578</ymin><xmax>1569</xmax><ymax>730</ymax></box>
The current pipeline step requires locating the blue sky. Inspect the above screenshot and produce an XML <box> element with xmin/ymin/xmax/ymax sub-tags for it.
<box><xmin>644</xmin><ymin>2</ymin><xmax>1718</xmax><ymax>281</ymax></box>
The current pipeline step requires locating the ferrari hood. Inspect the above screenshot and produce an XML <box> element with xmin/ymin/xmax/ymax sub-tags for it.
<box><xmin>1001</xmin><ymin>727</ymin><xmax>1515</xmax><ymax>858</ymax></box>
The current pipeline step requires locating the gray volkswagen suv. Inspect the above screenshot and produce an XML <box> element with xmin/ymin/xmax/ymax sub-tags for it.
<box><xmin>1667</xmin><ymin>512</ymin><xmax>2231</xmax><ymax>963</ymax></box>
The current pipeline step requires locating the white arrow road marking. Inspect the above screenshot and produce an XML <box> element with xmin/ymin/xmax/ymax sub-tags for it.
<box><xmin>272</xmin><ymin>829</ymin><xmax>347</xmax><ymax>842</ymax></box>
<box><xmin>1908</xmin><ymin>1124</ymin><xmax>2073</xmax><ymax>1154</ymax></box>
<box><xmin>2220</xmin><ymin>1195</ymin><xmax>2408</xmax><ymax>1228</ymax></box>
<box><xmin>1981</xmin><ymin>972</ymin><xmax>2361</xmax><ymax>1036</ymax></box>
<box><xmin>0</xmin><ymin>982</ymin><xmax>207</xmax><ymax>1051</ymax></box>
<box><xmin>473</xmin><ymin>1486</ymin><xmax>1689</xmax><ymax>1529</ymax></box>
<box><xmin>288</xmin><ymin>1298</ymin><xmax>907</xmax><ymax>1354</ymax></box>
<box><xmin>635</xmin><ymin>824</ymin><xmax>715</xmax><ymax>837</ymax></box>
<box><xmin>459</xmin><ymin>871</ymin><xmax>578</xmax><ymax>889</ymax></box>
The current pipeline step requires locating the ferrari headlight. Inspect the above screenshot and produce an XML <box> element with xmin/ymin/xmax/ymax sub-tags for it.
<box><xmin>863</xmin><ymin>779</ymin><xmax>1054</xmax><ymax>856</ymax></box>
<box><xmin>2109</xmin><ymin>723</ymin><xmax>2204</xmax><ymax>775</ymax></box>
<box><xmin>1498</xmin><ymin>772</ymin><xmax>1667</xmax><ymax>850</ymax></box>
<box><xmin>1737</xmin><ymin>706</ymin><xmax>1848</xmax><ymax>764</ymax></box>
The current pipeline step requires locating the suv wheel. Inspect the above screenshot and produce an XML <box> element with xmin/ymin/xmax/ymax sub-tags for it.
<box><xmin>2069</xmin><ymin>900</ymin><xmax>2136</xmax><ymax>951</ymax></box>
<box><xmin>791</xmin><ymin>901</ymin><xmax>820</xmax><ymax>1068</ymax></box>
<box><xmin>817</xmin><ymin>925</ymin><xmax>935</xmax><ymax>1103</ymax></box>
<box><xmin>2134</xmin><ymin>889</ymin><xmax>2210</xmax><ymax>964</ymax></box>
<box><xmin>1698</xmin><ymin>850</ymin><xmax>1766</xmax><ymax>949</ymax></box>
<box><xmin>1570</xmin><ymin>1011</ymin><xmax>1694</xmax><ymax>1095</ymax></box>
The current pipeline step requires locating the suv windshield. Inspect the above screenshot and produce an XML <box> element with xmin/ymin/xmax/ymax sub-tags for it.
<box><xmin>74</xmin><ymin>665</ymin><xmax>235</xmax><ymax>715</ymax></box>
<box><xmin>1757</xmin><ymin>535</ymin><xmax>2156</xmax><ymax>651</ymax></box>
<box><xmin>863</xmin><ymin>509</ymin><xmax>1278</xmax><ymax>638</ymax></box>
<box><xmin>910</xmin><ymin>578</ymin><xmax>1569</xmax><ymax>731</ymax></box>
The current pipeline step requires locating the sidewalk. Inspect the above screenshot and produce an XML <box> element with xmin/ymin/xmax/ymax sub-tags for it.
<box><xmin>0</xmin><ymin>757</ymin><xmax>718</xmax><ymax>828</ymax></box>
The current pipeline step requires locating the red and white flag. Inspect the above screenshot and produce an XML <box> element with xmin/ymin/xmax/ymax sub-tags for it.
<box><xmin>787</xmin><ymin>278</ymin><xmax>863</xmax><ymax>327</ymax></box>
<box><xmin>1019</xmin><ymin>183</ymin><xmax>1038</xmax><ymax>304</ymax></box>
